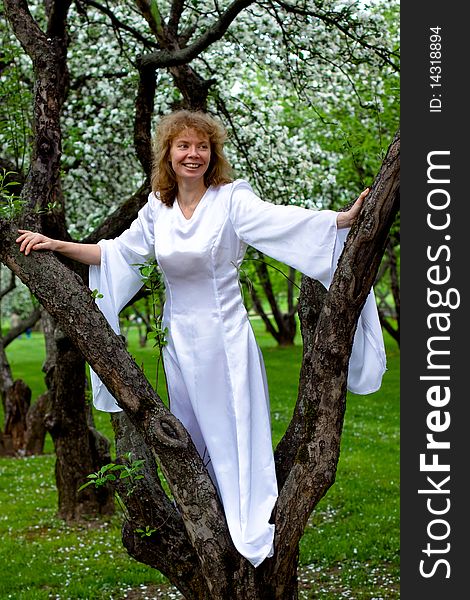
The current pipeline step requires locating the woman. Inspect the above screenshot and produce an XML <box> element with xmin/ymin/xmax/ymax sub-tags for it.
<box><xmin>17</xmin><ymin>109</ymin><xmax>385</xmax><ymax>567</ymax></box>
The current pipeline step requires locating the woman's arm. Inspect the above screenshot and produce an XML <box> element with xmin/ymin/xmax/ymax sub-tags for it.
<box><xmin>16</xmin><ymin>230</ymin><xmax>101</xmax><ymax>265</ymax></box>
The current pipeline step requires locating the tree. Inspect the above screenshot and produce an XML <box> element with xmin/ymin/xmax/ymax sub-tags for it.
<box><xmin>240</xmin><ymin>250</ymin><xmax>300</xmax><ymax>346</ymax></box>
<box><xmin>0</xmin><ymin>0</ymin><xmax>399</xmax><ymax>596</ymax></box>
<box><xmin>375</xmin><ymin>226</ymin><xmax>400</xmax><ymax>346</ymax></box>
<box><xmin>0</xmin><ymin>279</ymin><xmax>44</xmax><ymax>456</ymax></box>
<box><xmin>1</xmin><ymin>0</ymin><xmax>115</xmax><ymax>519</ymax></box>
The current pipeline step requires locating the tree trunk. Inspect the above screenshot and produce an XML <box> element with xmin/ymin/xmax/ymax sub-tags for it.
<box><xmin>1</xmin><ymin>329</ymin><xmax>46</xmax><ymax>455</ymax></box>
<box><xmin>0</xmin><ymin>343</ymin><xmax>14</xmax><ymax>414</ymax></box>
<box><xmin>111</xmin><ymin>411</ymin><xmax>211</xmax><ymax>600</ymax></box>
<box><xmin>245</xmin><ymin>255</ymin><xmax>298</xmax><ymax>346</ymax></box>
<box><xmin>42</xmin><ymin>312</ymin><xmax>115</xmax><ymax>520</ymax></box>
<box><xmin>2</xmin><ymin>0</ymin><xmax>116</xmax><ymax>516</ymax></box>
<box><xmin>111</xmin><ymin>410</ymin><xmax>301</xmax><ymax>598</ymax></box>
<box><xmin>24</xmin><ymin>392</ymin><xmax>48</xmax><ymax>455</ymax></box>
<box><xmin>2</xmin><ymin>379</ymin><xmax>31</xmax><ymax>455</ymax></box>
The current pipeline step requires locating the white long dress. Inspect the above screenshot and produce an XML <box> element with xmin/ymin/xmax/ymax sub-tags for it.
<box><xmin>89</xmin><ymin>179</ymin><xmax>386</xmax><ymax>567</ymax></box>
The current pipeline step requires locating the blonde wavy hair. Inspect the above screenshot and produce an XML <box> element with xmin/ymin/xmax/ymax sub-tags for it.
<box><xmin>151</xmin><ymin>110</ymin><xmax>234</xmax><ymax>207</ymax></box>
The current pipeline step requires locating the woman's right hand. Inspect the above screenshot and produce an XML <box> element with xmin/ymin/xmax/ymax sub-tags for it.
<box><xmin>16</xmin><ymin>229</ymin><xmax>101</xmax><ymax>265</ymax></box>
<box><xmin>16</xmin><ymin>230</ymin><xmax>58</xmax><ymax>255</ymax></box>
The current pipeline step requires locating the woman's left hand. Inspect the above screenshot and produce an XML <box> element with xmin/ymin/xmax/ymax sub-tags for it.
<box><xmin>336</xmin><ymin>188</ymin><xmax>370</xmax><ymax>229</ymax></box>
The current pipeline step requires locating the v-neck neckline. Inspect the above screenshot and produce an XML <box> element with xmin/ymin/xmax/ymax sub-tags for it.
<box><xmin>176</xmin><ymin>186</ymin><xmax>211</xmax><ymax>221</ymax></box>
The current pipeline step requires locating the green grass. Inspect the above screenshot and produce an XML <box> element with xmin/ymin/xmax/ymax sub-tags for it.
<box><xmin>1</xmin><ymin>320</ymin><xmax>399</xmax><ymax>599</ymax></box>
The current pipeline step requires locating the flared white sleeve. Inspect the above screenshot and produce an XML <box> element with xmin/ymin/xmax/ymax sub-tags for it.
<box><xmin>228</xmin><ymin>180</ymin><xmax>386</xmax><ymax>394</ymax></box>
<box><xmin>88</xmin><ymin>199</ymin><xmax>156</xmax><ymax>412</ymax></box>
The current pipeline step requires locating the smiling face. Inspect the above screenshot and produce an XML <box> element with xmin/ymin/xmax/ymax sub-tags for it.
<box><xmin>169</xmin><ymin>128</ymin><xmax>211</xmax><ymax>186</ymax></box>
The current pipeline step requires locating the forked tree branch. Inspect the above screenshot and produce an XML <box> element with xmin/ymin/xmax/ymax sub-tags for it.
<box><xmin>139</xmin><ymin>0</ymin><xmax>255</xmax><ymax>68</ymax></box>
<box><xmin>273</xmin><ymin>131</ymin><xmax>400</xmax><ymax>568</ymax></box>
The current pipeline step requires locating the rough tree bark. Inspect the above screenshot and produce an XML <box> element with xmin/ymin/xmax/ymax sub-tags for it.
<box><xmin>3</xmin><ymin>0</ymin><xmax>114</xmax><ymax>518</ymax></box>
<box><xmin>111</xmin><ymin>411</ymin><xmax>211</xmax><ymax>599</ymax></box>
<box><xmin>24</xmin><ymin>392</ymin><xmax>48</xmax><ymax>455</ymax></box>
<box><xmin>41</xmin><ymin>311</ymin><xmax>114</xmax><ymax>519</ymax></box>
<box><xmin>1</xmin><ymin>379</ymin><xmax>31</xmax><ymax>455</ymax></box>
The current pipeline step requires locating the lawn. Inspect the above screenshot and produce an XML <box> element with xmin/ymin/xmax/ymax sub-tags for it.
<box><xmin>1</xmin><ymin>320</ymin><xmax>399</xmax><ymax>599</ymax></box>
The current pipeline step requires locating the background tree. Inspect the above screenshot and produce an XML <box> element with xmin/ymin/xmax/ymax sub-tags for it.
<box><xmin>0</xmin><ymin>0</ymin><xmax>115</xmax><ymax>519</ymax></box>
<box><xmin>0</xmin><ymin>0</ymin><xmax>399</xmax><ymax>597</ymax></box>
<box><xmin>0</xmin><ymin>275</ymin><xmax>44</xmax><ymax>455</ymax></box>
<box><xmin>239</xmin><ymin>250</ymin><xmax>300</xmax><ymax>346</ymax></box>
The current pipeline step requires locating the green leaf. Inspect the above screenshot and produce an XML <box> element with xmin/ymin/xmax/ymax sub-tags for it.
<box><xmin>99</xmin><ymin>463</ymin><xmax>117</xmax><ymax>473</ymax></box>
<box><xmin>78</xmin><ymin>480</ymin><xmax>95</xmax><ymax>492</ymax></box>
<box><xmin>109</xmin><ymin>464</ymin><xmax>126</xmax><ymax>472</ymax></box>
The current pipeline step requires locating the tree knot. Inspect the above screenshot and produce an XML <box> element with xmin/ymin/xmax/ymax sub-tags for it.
<box><xmin>151</xmin><ymin>414</ymin><xmax>187</xmax><ymax>449</ymax></box>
